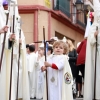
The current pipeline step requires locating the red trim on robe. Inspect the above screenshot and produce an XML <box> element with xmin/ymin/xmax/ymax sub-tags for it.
<box><xmin>52</xmin><ymin>63</ymin><xmax>58</xmax><ymax>70</ymax></box>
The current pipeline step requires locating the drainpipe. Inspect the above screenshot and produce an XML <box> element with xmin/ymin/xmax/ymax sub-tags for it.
<box><xmin>48</xmin><ymin>11</ymin><xmax>51</xmax><ymax>40</ymax></box>
<box><xmin>34</xmin><ymin>10</ymin><xmax>38</xmax><ymax>50</ymax></box>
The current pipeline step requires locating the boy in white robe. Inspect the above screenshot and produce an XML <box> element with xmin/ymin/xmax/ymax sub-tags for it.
<box><xmin>27</xmin><ymin>44</ymin><xmax>37</xmax><ymax>98</ymax></box>
<box><xmin>42</xmin><ymin>40</ymin><xmax>73</xmax><ymax>100</ymax></box>
<box><xmin>35</xmin><ymin>43</ymin><xmax>45</xmax><ymax>99</ymax></box>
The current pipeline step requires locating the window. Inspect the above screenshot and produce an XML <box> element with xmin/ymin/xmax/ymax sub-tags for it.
<box><xmin>53</xmin><ymin>0</ymin><xmax>70</xmax><ymax>17</ymax></box>
<box><xmin>55</xmin><ymin>31</ymin><xmax>75</xmax><ymax>44</ymax></box>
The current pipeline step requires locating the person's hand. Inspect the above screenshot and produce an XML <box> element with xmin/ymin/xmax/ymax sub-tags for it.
<box><xmin>44</xmin><ymin>61</ymin><xmax>52</xmax><ymax>67</ymax></box>
<box><xmin>94</xmin><ymin>31</ymin><xmax>98</xmax><ymax>37</ymax></box>
<box><xmin>0</xmin><ymin>26</ymin><xmax>9</xmax><ymax>34</ymax></box>
<box><xmin>41</xmin><ymin>66</ymin><xmax>47</xmax><ymax>72</ymax></box>
<box><xmin>9</xmin><ymin>34</ymin><xmax>16</xmax><ymax>41</ymax></box>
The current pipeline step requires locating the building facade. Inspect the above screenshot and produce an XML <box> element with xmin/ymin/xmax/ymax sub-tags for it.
<box><xmin>17</xmin><ymin>0</ymin><xmax>93</xmax><ymax>49</ymax></box>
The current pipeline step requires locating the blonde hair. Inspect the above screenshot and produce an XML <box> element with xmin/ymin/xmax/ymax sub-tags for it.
<box><xmin>53</xmin><ymin>40</ymin><xmax>69</xmax><ymax>54</ymax></box>
<box><xmin>63</xmin><ymin>42</ymin><xmax>69</xmax><ymax>54</ymax></box>
<box><xmin>67</xmin><ymin>39</ymin><xmax>75</xmax><ymax>51</ymax></box>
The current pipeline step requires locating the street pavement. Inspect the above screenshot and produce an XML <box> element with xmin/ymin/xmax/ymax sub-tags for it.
<box><xmin>75</xmin><ymin>98</ymin><xmax>83</xmax><ymax>100</ymax></box>
<box><xmin>30</xmin><ymin>98</ymin><xmax>83</xmax><ymax>100</ymax></box>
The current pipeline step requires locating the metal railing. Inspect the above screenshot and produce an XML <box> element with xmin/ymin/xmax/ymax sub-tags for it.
<box><xmin>53</xmin><ymin>0</ymin><xmax>70</xmax><ymax>17</ymax></box>
<box><xmin>53</xmin><ymin>0</ymin><xmax>86</xmax><ymax>28</ymax></box>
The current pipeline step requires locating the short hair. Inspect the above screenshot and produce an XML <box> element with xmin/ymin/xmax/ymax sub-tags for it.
<box><xmin>29</xmin><ymin>45</ymin><xmax>35</xmax><ymax>52</ymax></box>
<box><xmin>48</xmin><ymin>46</ymin><xmax>53</xmax><ymax>54</ymax></box>
<box><xmin>26</xmin><ymin>44</ymin><xmax>29</xmax><ymax>48</ymax></box>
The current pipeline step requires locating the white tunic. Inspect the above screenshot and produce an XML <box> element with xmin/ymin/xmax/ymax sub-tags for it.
<box><xmin>11</xmin><ymin>30</ymin><xmax>30</xmax><ymax>100</ymax></box>
<box><xmin>8</xmin><ymin>0</ymin><xmax>30</xmax><ymax>99</ymax></box>
<box><xmin>0</xmin><ymin>2</ymin><xmax>11</xmax><ymax>100</ymax></box>
<box><xmin>43</xmin><ymin>54</ymin><xmax>73</xmax><ymax>100</ymax></box>
<box><xmin>47</xmin><ymin>55</ymin><xmax>64</xmax><ymax>100</ymax></box>
<box><xmin>0</xmin><ymin>1</ymin><xmax>30</xmax><ymax>100</ymax></box>
<box><xmin>35</xmin><ymin>56</ymin><xmax>45</xmax><ymax>99</ymax></box>
<box><xmin>84</xmin><ymin>22</ymin><xmax>100</xmax><ymax>100</ymax></box>
<box><xmin>28</xmin><ymin>52</ymin><xmax>37</xmax><ymax>98</ymax></box>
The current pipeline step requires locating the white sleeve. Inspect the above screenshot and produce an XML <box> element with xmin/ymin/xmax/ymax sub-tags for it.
<box><xmin>89</xmin><ymin>24</ymin><xmax>98</xmax><ymax>46</ymax></box>
<box><xmin>50</xmin><ymin>55</ymin><xmax>64</xmax><ymax>70</ymax></box>
<box><xmin>90</xmin><ymin>33</ymin><xmax>96</xmax><ymax>46</ymax></box>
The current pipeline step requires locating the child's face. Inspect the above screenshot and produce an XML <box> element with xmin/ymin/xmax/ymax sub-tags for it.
<box><xmin>53</xmin><ymin>44</ymin><xmax>64</xmax><ymax>55</ymax></box>
<box><xmin>38</xmin><ymin>48</ymin><xmax>44</xmax><ymax>56</ymax></box>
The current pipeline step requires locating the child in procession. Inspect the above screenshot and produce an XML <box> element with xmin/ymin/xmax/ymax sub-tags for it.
<box><xmin>42</xmin><ymin>40</ymin><xmax>73</xmax><ymax>100</ymax></box>
<box><xmin>35</xmin><ymin>43</ymin><xmax>45</xmax><ymax>99</ymax></box>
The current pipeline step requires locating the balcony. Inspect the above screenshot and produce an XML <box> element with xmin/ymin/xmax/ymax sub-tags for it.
<box><xmin>52</xmin><ymin>0</ymin><xmax>87</xmax><ymax>28</ymax></box>
<box><xmin>53</xmin><ymin>0</ymin><xmax>70</xmax><ymax>17</ymax></box>
<box><xmin>84</xmin><ymin>0</ymin><xmax>93</xmax><ymax>10</ymax></box>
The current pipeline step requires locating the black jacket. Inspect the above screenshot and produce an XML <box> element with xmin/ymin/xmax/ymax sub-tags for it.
<box><xmin>68</xmin><ymin>49</ymin><xmax>77</xmax><ymax>78</ymax></box>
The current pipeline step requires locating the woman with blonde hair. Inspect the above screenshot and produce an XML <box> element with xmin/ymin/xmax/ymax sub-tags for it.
<box><xmin>67</xmin><ymin>39</ymin><xmax>77</xmax><ymax>79</ymax></box>
<box><xmin>67</xmin><ymin>39</ymin><xmax>75</xmax><ymax>51</ymax></box>
<box><xmin>67</xmin><ymin>39</ymin><xmax>77</xmax><ymax>98</ymax></box>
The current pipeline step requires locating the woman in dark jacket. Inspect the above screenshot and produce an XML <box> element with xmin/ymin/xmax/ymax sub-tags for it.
<box><xmin>67</xmin><ymin>39</ymin><xmax>77</xmax><ymax>99</ymax></box>
<box><xmin>67</xmin><ymin>39</ymin><xmax>77</xmax><ymax>79</ymax></box>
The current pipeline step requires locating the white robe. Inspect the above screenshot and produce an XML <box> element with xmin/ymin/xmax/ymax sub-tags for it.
<box><xmin>35</xmin><ymin>56</ymin><xmax>45</xmax><ymax>99</ymax></box>
<box><xmin>7</xmin><ymin>0</ymin><xmax>30</xmax><ymax>99</ymax></box>
<box><xmin>9</xmin><ymin>28</ymin><xmax>30</xmax><ymax>100</ymax></box>
<box><xmin>84</xmin><ymin>22</ymin><xmax>100</xmax><ymax>100</ymax></box>
<box><xmin>0</xmin><ymin>0</ymin><xmax>30</xmax><ymax>100</ymax></box>
<box><xmin>43</xmin><ymin>54</ymin><xmax>73</xmax><ymax>100</ymax></box>
<box><xmin>0</xmin><ymin>2</ymin><xmax>12</xmax><ymax>100</ymax></box>
<box><xmin>28</xmin><ymin>52</ymin><xmax>37</xmax><ymax>98</ymax></box>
